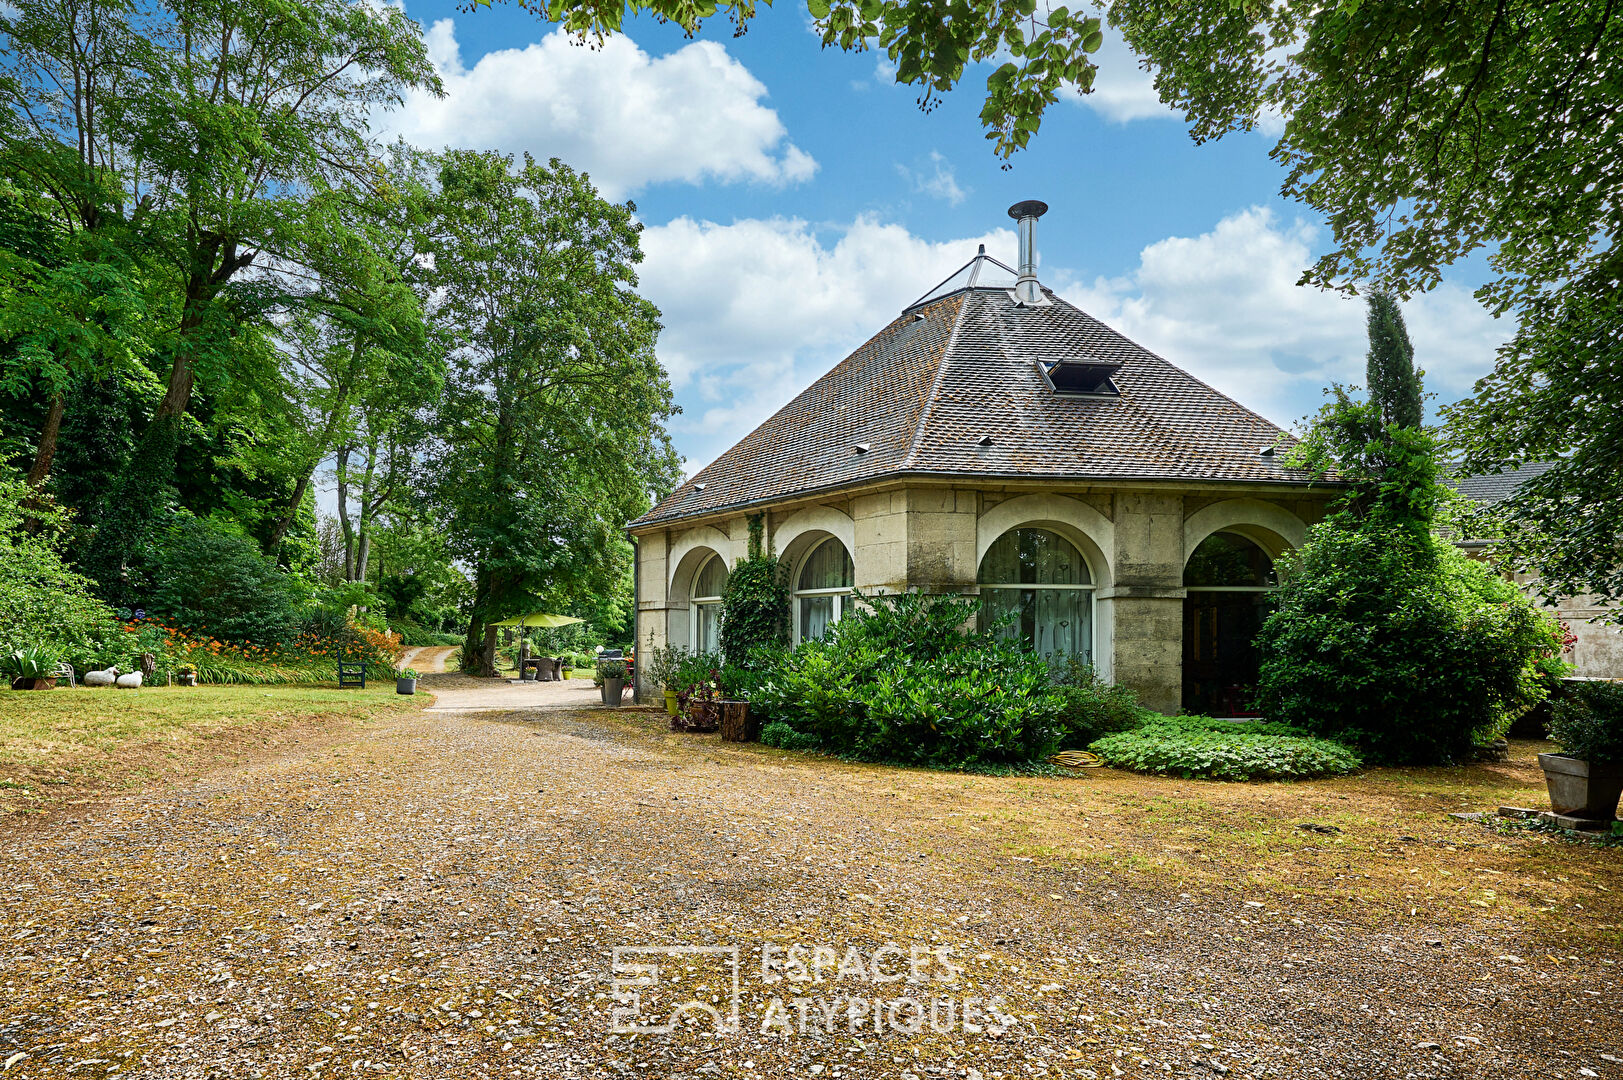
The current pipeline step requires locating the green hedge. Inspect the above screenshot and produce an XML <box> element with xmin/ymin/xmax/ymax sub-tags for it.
<box><xmin>1090</xmin><ymin>716</ymin><xmax>1363</xmax><ymax>781</ymax></box>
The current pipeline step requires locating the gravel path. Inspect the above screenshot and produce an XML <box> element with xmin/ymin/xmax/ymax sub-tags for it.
<box><xmin>398</xmin><ymin>647</ymin><xmax>458</xmax><ymax>675</ymax></box>
<box><xmin>1</xmin><ymin>689</ymin><xmax>1619</xmax><ymax>1080</ymax></box>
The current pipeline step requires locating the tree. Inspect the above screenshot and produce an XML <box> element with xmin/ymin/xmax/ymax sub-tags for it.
<box><xmin>52</xmin><ymin>0</ymin><xmax>439</xmax><ymax>588</ymax></box>
<box><xmin>1255</xmin><ymin>294</ymin><xmax>1561</xmax><ymax>764</ymax></box>
<box><xmin>418</xmin><ymin>150</ymin><xmax>679</xmax><ymax>676</ymax></box>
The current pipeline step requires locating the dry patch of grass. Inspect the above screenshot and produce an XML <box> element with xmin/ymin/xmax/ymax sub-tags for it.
<box><xmin>0</xmin><ymin>682</ymin><xmax>422</xmax><ymax>815</ymax></box>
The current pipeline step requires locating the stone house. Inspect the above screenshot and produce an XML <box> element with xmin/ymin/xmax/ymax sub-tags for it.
<box><xmin>628</xmin><ymin>203</ymin><xmax>1342</xmax><ymax>714</ymax></box>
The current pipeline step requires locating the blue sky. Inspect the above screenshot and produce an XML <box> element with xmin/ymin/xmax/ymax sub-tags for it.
<box><xmin>384</xmin><ymin>1</ymin><xmax>1512</xmax><ymax>476</ymax></box>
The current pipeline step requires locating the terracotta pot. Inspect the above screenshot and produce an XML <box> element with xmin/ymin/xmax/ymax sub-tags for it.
<box><xmin>1540</xmin><ymin>753</ymin><xmax>1623</xmax><ymax>820</ymax></box>
<box><xmin>29</xmin><ymin>678</ymin><xmax>55</xmax><ymax>691</ymax></box>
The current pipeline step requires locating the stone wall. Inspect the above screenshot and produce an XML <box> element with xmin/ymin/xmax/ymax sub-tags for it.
<box><xmin>633</xmin><ymin>481</ymin><xmax>1332</xmax><ymax>711</ymax></box>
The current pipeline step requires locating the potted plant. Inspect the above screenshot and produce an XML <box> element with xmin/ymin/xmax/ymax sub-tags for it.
<box><xmin>2</xmin><ymin>647</ymin><xmax>62</xmax><ymax>690</ymax></box>
<box><xmin>642</xmin><ymin>635</ymin><xmax>689</xmax><ymax>716</ymax></box>
<box><xmin>598</xmin><ymin>657</ymin><xmax>629</xmax><ymax>706</ymax></box>
<box><xmin>561</xmin><ymin>658</ymin><xmax>574</xmax><ymax>680</ymax></box>
<box><xmin>175</xmin><ymin>664</ymin><xmax>198</xmax><ymax>687</ymax></box>
<box><xmin>1542</xmin><ymin>680</ymin><xmax>1623</xmax><ymax>821</ymax></box>
<box><xmin>397</xmin><ymin>668</ymin><xmax>420</xmax><ymax>695</ymax></box>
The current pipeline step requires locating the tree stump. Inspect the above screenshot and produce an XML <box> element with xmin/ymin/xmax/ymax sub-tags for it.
<box><xmin>140</xmin><ymin>652</ymin><xmax>157</xmax><ymax>679</ymax></box>
<box><xmin>719</xmin><ymin>700</ymin><xmax>752</xmax><ymax>742</ymax></box>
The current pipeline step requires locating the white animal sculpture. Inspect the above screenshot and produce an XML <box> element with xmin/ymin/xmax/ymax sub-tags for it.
<box><xmin>83</xmin><ymin>666</ymin><xmax>119</xmax><ymax>687</ymax></box>
<box><xmin>115</xmin><ymin>670</ymin><xmax>143</xmax><ymax>689</ymax></box>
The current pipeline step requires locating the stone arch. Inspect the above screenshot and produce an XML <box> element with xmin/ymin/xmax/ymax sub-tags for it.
<box><xmin>1182</xmin><ymin>499</ymin><xmax>1307</xmax><ymax>563</ymax></box>
<box><xmin>774</xmin><ymin>505</ymin><xmax>859</xmax><ymax>589</ymax></box>
<box><xmin>667</xmin><ymin>525</ymin><xmax>742</xmax><ymax>605</ymax></box>
<box><xmin>975</xmin><ymin>493</ymin><xmax>1114</xmax><ymax>587</ymax></box>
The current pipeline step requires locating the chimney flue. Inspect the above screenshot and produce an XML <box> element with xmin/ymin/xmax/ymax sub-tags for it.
<box><xmin>1007</xmin><ymin>199</ymin><xmax>1048</xmax><ymax>304</ymax></box>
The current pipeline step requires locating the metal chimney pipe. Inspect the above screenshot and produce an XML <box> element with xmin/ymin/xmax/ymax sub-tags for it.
<box><xmin>1008</xmin><ymin>199</ymin><xmax>1049</xmax><ymax>304</ymax></box>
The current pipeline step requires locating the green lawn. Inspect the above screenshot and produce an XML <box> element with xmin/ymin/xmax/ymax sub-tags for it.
<box><xmin>0</xmin><ymin>682</ymin><xmax>421</xmax><ymax>814</ymax></box>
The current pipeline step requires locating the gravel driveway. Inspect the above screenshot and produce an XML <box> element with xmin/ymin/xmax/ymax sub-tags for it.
<box><xmin>1</xmin><ymin>681</ymin><xmax>1619</xmax><ymax>1080</ymax></box>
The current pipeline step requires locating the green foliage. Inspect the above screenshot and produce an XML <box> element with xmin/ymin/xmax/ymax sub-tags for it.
<box><xmin>389</xmin><ymin>620</ymin><xmax>462</xmax><ymax>646</ymax></box>
<box><xmin>1050</xmin><ymin>658</ymin><xmax>1149</xmax><ymax>749</ymax></box>
<box><xmin>137</xmin><ymin>516</ymin><xmax>308</xmax><ymax>646</ymax></box>
<box><xmin>641</xmin><ymin>635</ymin><xmax>689</xmax><ymax>691</ymax></box>
<box><xmin>0</xmin><ymin>476</ymin><xmax>122</xmax><ymax>659</ymax></box>
<box><xmin>760</xmin><ymin>720</ymin><xmax>822</xmax><ymax>753</ymax></box>
<box><xmin>595</xmin><ymin>657</ymin><xmax>628</xmax><ymax>680</ymax></box>
<box><xmin>1365</xmin><ymin>292</ymin><xmax>1424</xmax><ymax>432</ymax></box>
<box><xmin>1089</xmin><ymin>717</ymin><xmax>1363</xmax><ymax>782</ymax></box>
<box><xmin>745</xmin><ymin>593</ymin><xmax>1063</xmax><ymax>770</ymax></box>
<box><xmin>719</xmin><ymin>525</ymin><xmax>789</xmax><ymax>666</ymax></box>
<box><xmin>1</xmin><ymin>645</ymin><xmax>63</xmax><ymax>681</ymax></box>
<box><xmin>1549</xmin><ymin>682</ymin><xmax>1623</xmax><ymax>767</ymax></box>
<box><xmin>1255</xmin><ymin>524</ymin><xmax>1562</xmax><ymax>765</ymax></box>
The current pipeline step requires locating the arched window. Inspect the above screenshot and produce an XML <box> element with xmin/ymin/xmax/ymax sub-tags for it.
<box><xmin>1184</xmin><ymin>531</ymin><xmax>1277</xmax><ymax>589</ymax></box>
<box><xmin>977</xmin><ymin>527</ymin><xmax>1094</xmax><ymax>663</ymax></box>
<box><xmin>692</xmin><ymin>553</ymin><xmax>728</xmax><ymax>654</ymax></box>
<box><xmin>794</xmin><ymin>538</ymin><xmax>854</xmax><ymax>643</ymax></box>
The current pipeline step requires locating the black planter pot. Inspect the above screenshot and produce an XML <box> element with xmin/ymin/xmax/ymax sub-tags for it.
<box><xmin>1539</xmin><ymin>753</ymin><xmax>1623</xmax><ymax>820</ymax></box>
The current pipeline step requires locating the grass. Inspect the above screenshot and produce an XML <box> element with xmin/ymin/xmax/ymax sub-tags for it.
<box><xmin>603</xmin><ymin>709</ymin><xmax>1623</xmax><ymax>948</ymax></box>
<box><xmin>0</xmin><ymin>682</ymin><xmax>423</xmax><ymax>815</ymax></box>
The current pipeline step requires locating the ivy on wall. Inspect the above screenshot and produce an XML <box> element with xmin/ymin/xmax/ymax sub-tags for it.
<box><xmin>719</xmin><ymin>514</ymin><xmax>789</xmax><ymax>665</ymax></box>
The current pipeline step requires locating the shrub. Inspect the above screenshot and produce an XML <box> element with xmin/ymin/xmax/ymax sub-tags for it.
<box><xmin>1255</xmin><ymin>523</ymin><xmax>1562</xmax><ymax>765</ymax></box>
<box><xmin>1549</xmin><ymin>682</ymin><xmax>1623</xmax><ymax>766</ymax></box>
<box><xmin>760</xmin><ymin>720</ymin><xmax>822</xmax><ymax>752</ymax></box>
<box><xmin>641</xmin><ymin>635</ymin><xmax>689</xmax><ymax>691</ymax></box>
<box><xmin>1051</xmin><ymin>658</ymin><xmax>1149</xmax><ymax>749</ymax></box>
<box><xmin>747</xmin><ymin>592</ymin><xmax>1064</xmax><ymax>770</ymax></box>
<box><xmin>1090</xmin><ymin>716</ymin><xmax>1363</xmax><ymax>781</ymax></box>
<box><xmin>719</xmin><ymin>515</ymin><xmax>789</xmax><ymax>666</ymax></box>
<box><xmin>2</xmin><ymin>645</ymin><xmax>64</xmax><ymax>683</ymax></box>
<box><xmin>596</xmin><ymin>657</ymin><xmax>628</xmax><ymax>680</ymax></box>
<box><xmin>139</xmin><ymin>516</ymin><xmax>307</xmax><ymax>645</ymax></box>
<box><xmin>0</xmin><ymin>478</ymin><xmax>123</xmax><ymax>660</ymax></box>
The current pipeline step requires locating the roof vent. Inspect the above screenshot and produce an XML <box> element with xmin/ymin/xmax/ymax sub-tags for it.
<box><xmin>693</xmin><ymin>482</ymin><xmax>707</xmax><ymax>491</ymax></box>
<box><xmin>1039</xmin><ymin>358</ymin><xmax>1122</xmax><ymax>396</ymax></box>
<box><xmin>853</xmin><ymin>442</ymin><xmax>871</xmax><ymax>455</ymax></box>
<box><xmin>977</xmin><ymin>435</ymin><xmax>994</xmax><ymax>446</ymax></box>
<box><xmin>1008</xmin><ymin>200</ymin><xmax>1049</xmax><ymax>305</ymax></box>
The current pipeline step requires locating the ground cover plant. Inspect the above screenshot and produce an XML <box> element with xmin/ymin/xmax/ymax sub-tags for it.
<box><xmin>1088</xmin><ymin>715</ymin><xmax>1364</xmax><ymax>781</ymax></box>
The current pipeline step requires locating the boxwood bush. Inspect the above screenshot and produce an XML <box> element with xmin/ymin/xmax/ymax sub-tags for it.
<box><xmin>1090</xmin><ymin>716</ymin><xmax>1363</xmax><ymax>781</ymax></box>
<box><xmin>1549</xmin><ymin>681</ymin><xmax>1623</xmax><ymax>766</ymax></box>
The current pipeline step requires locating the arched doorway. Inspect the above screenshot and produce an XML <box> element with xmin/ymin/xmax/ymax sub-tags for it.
<box><xmin>692</xmin><ymin>553</ymin><xmax>728</xmax><ymax>654</ymax></box>
<box><xmin>793</xmin><ymin>537</ymin><xmax>854</xmax><ymax>643</ymax></box>
<box><xmin>1182</xmin><ymin>531</ymin><xmax>1277</xmax><ymax>716</ymax></box>
<box><xmin>977</xmin><ymin>526</ymin><xmax>1095</xmax><ymax>666</ymax></box>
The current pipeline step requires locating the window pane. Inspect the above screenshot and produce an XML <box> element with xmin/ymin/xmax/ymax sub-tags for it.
<box><xmin>977</xmin><ymin>528</ymin><xmax>1089</xmax><ymax>585</ymax></box>
<box><xmin>799</xmin><ymin>540</ymin><xmax>854</xmax><ymax>591</ymax></box>
<box><xmin>800</xmin><ymin>595</ymin><xmax>835</xmax><ymax>642</ymax></box>
<box><xmin>1184</xmin><ymin>532</ymin><xmax>1276</xmax><ymax>588</ymax></box>
<box><xmin>697</xmin><ymin>603</ymin><xmax>722</xmax><ymax>653</ymax></box>
<box><xmin>978</xmin><ymin>587</ymin><xmax>1092</xmax><ymax>666</ymax></box>
<box><xmin>695</xmin><ymin>555</ymin><xmax>728</xmax><ymax>599</ymax></box>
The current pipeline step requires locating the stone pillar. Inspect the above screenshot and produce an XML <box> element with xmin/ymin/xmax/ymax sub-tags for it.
<box><xmin>1104</xmin><ymin>492</ymin><xmax>1186</xmax><ymax>713</ymax></box>
<box><xmin>851</xmin><ymin>490</ymin><xmax>909</xmax><ymax>592</ymax></box>
<box><xmin>634</xmin><ymin>530</ymin><xmax>672</xmax><ymax>703</ymax></box>
<box><xmin>904</xmin><ymin>487</ymin><xmax>979</xmax><ymax>592</ymax></box>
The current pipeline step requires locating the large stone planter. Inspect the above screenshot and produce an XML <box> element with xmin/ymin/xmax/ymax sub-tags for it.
<box><xmin>604</xmin><ymin>677</ymin><xmax>626</xmax><ymax>706</ymax></box>
<box><xmin>1539</xmin><ymin>753</ymin><xmax>1623</xmax><ymax>820</ymax></box>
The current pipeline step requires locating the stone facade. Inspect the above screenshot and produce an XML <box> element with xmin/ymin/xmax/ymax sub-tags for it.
<box><xmin>632</xmin><ymin>478</ymin><xmax>1333</xmax><ymax>713</ymax></box>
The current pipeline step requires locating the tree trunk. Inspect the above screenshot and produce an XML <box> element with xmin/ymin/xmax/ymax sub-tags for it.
<box><xmin>335</xmin><ymin>445</ymin><xmax>355</xmax><ymax>582</ymax></box>
<box><xmin>355</xmin><ymin>437</ymin><xmax>377</xmax><ymax>583</ymax></box>
<box><xmin>268</xmin><ymin>470</ymin><xmax>313</xmax><ymax>552</ymax></box>
<box><xmin>21</xmin><ymin>391</ymin><xmax>67</xmax><ymax>534</ymax></box>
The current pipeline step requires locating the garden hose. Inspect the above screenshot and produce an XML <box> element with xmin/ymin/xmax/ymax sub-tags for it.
<box><xmin>1048</xmin><ymin>749</ymin><xmax>1103</xmax><ymax>769</ymax></box>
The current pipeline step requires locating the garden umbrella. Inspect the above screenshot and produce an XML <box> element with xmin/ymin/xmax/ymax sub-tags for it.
<box><xmin>487</xmin><ymin>612</ymin><xmax>586</xmax><ymax>628</ymax></box>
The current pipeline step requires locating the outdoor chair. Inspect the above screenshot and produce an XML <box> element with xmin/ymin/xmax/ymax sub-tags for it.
<box><xmin>54</xmin><ymin>662</ymin><xmax>76</xmax><ymax>688</ymax></box>
<box><xmin>337</xmin><ymin>658</ymin><xmax>367</xmax><ymax>689</ymax></box>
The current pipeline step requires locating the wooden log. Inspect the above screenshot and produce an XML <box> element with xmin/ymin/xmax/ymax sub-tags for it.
<box><xmin>718</xmin><ymin>700</ymin><xmax>751</xmax><ymax>742</ymax></box>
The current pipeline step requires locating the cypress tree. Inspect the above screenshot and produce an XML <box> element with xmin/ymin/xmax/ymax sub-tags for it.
<box><xmin>1365</xmin><ymin>291</ymin><xmax>1424</xmax><ymax>431</ymax></box>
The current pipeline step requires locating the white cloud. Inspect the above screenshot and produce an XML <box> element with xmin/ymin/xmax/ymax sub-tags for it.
<box><xmin>379</xmin><ymin>20</ymin><xmax>816</xmax><ymax>198</ymax></box>
<box><xmin>1070</xmin><ymin>26</ymin><xmax>1176</xmax><ymax>123</ymax></box>
<box><xmin>896</xmin><ymin>151</ymin><xmax>967</xmax><ymax>205</ymax></box>
<box><xmin>1057</xmin><ymin>207</ymin><xmax>1508</xmax><ymax>428</ymax></box>
<box><xmin>638</xmin><ymin>216</ymin><xmax>1015</xmax><ymax>471</ymax></box>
